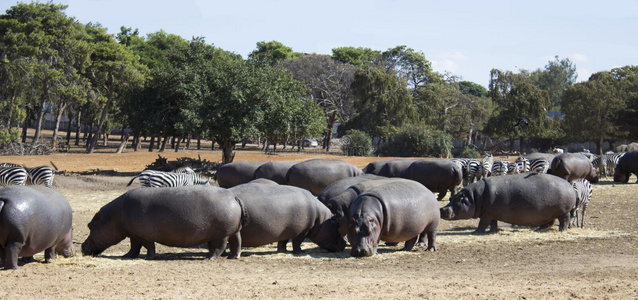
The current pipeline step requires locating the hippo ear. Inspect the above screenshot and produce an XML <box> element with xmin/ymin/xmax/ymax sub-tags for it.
<box><xmin>327</xmin><ymin>203</ymin><xmax>332</xmax><ymax>210</ymax></box>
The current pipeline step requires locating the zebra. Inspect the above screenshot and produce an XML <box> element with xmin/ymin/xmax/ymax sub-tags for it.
<box><xmin>570</xmin><ymin>178</ymin><xmax>593</xmax><ymax>228</ymax></box>
<box><xmin>172</xmin><ymin>166</ymin><xmax>195</xmax><ymax>174</ymax></box>
<box><xmin>481</xmin><ymin>154</ymin><xmax>493</xmax><ymax>179</ymax></box>
<box><xmin>0</xmin><ymin>162</ymin><xmax>22</xmax><ymax>168</ymax></box>
<box><xmin>466</xmin><ymin>159</ymin><xmax>482</xmax><ymax>184</ymax></box>
<box><xmin>25</xmin><ymin>166</ymin><xmax>55</xmax><ymax>187</ymax></box>
<box><xmin>451</xmin><ymin>158</ymin><xmax>470</xmax><ymax>187</ymax></box>
<box><xmin>491</xmin><ymin>160</ymin><xmax>509</xmax><ymax>176</ymax></box>
<box><xmin>528</xmin><ymin>158</ymin><xmax>550</xmax><ymax>174</ymax></box>
<box><xmin>127</xmin><ymin>169</ymin><xmax>210</xmax><ymax>188</ymax></box>
<box><xmin>592</xmin><ymin>152</ymin><xmax>626</xmax><ymax>178</ymax></box>
<box><xmin>0</xmin><ymin>167</ymin><xmax>28</xmax><ymax>186</ymax></box>
<box><xmin>514</xmin><ymin>156</ymin><xmax>530</xmax><ymax>173</ymax></box>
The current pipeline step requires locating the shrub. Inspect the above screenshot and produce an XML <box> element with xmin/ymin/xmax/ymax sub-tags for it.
<box><xmin>376</xmin><ymin>124</ymin><xmax>452</xmax><ymax>158</ymax></box>
<box><xmin>0</xmin><ymin>127</ymin><xmax>20</xmax><ymax>148</ymax></box>
<box><xmin>459</xmin><ymin>147</ymin><xmax>481</xmax><ymax>158</ymax></box>
<box><xmin>341</xmin><ymin>130</ymin><xmax>373</xmax><ymax>156</ymax></box>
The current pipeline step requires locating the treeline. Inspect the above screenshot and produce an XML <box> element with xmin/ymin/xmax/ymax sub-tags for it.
<box><xmin>1</xmin><ymin>3</ymin><xmax>637</xmax><ymax>162</ymax></box>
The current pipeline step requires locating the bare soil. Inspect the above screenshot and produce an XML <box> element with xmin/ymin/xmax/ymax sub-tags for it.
<box><xmin>1</xmin><ymin>149</ymin><xmax>638</xmax><ymax>299</ymax></box>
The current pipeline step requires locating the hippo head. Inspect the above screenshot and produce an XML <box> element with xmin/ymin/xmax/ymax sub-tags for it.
<box><xmin>587</xmin><ymin>167</ymin><xmax>599</xmax><ymax>183</ymax></box>
<box><xmin>55</xmin><ymin>228</ymin><xmax>76</xmax><ymax>258</ymax></box>
<box><xmin>440</xmin><ymin>190</ymin><xmax>476</xmax><ymax>220</ymax></box>
<box><xmin>347</xmin><ymin>214</ymin><xmax>381</xmax><ymax>257</ymax></box>
<box><xmin>81</xmin><ymin>211</ymin><xmax>126</xmax><ymax>256</ymax></box>
<box><xmin>311</xmin><ymin>219</ymin><xmax>346</xmax><ymax>252</ymax></box>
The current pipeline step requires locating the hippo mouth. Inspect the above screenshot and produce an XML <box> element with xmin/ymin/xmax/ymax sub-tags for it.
<box><xmin>350</xmin><ymin>238</ymin><xmax>375</xmax><ymax>257</ymax></box>
<box><xmin>81</xmin><ymin>241</ymin><xmax>104</xmax><ymax>257</ymax></box>
<box><xmin>440</xmin><ymin>207</ymin><xmax>455</xmax><ymax>219</ymax></box>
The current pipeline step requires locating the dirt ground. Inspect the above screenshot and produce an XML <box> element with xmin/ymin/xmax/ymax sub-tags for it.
<box><xmin>1</xmin><ymin>149</ymin><xmax>638</xmax><ymax>299</ymax></box>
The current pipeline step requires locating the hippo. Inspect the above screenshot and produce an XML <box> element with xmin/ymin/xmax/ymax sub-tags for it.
<box><xmin>326</xmin><ymin>178</ymin><xmax>409</xmax><ymax>236</ymax></box>
<box><xmin>317</xmin><ymin>174</ymin><xmax>385</xmax><ymax>204</ymax></box>
<box><xmin>440</xmin><ymin>173</ymin><xmax>577</xmax><ymax>233</ymax></box>
<box><xmin>549</xmin><ymin>153</ymin><xmax>598</xmax><ymax>182</ymax></box>
<box><xmin>229</xmin><ymin>182</ymin><xmax>345</xmax><ymax>256</ymax></box>
<box><xmin>216</xmin><ymin>161</ymin><xmax>267</xmax><ymax>188</ymax></box>
<box><xmin>286</xmin><ymin>159</ymin><xmax>363</xmax><ymax>196</ymax></box>
<box><xmin>362</xmin><ymin>159</ymin><xmax>415</xmax><ymax>177</ymax></box>
<box><xmin>81</xmin><ymin>186</ymin><xmax>244</xmax><ymax>260</ymax></box>
<box><xmin>402</xmin><ymin>159</ymin><xmax>463</xmax><ymax>200</ymax></box>
<box><xmin>524</xmin><ymin>152</ymin><xmax>556</xmax><ymax>162</ymax></box>
<box><xmin>347</xmin><ymin>179</ymin><xmax>440</xmax><ymax>257</ymax></box>
<box><xmin>253</xmin><ymin>161</ymin><xmax>300</xmax><ymax>184</ymax></box>
<box><xmin>0</xmin><ymin>186</ymin><xmax>74</xmax><ymax>269</ymax></box>
<box><xmin>614</xmin><ymin>151</ymin><xmax>638</xmax><ymax>183</ymax></box>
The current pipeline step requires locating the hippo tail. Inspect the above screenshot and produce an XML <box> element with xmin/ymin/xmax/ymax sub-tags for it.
<box><xmin>234</xmin><ymin>196</ymin><xmax>249</xmax><ymax>229</ymax></box>
<box><xmin>126</xmin><ymin>175</ymin><xmax>139</xmax><ymax>187</ymax></box>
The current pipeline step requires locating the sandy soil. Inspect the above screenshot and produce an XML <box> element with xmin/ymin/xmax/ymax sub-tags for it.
<box><xmin>1</xmin><ymin>150</ymin><xmax>638</xmax><ymax>299</ymax></box>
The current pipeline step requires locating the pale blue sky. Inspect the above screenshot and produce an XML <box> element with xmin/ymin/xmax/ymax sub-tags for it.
<box><xmin>2</xmin><ymin>0</ymin><xmax>637</xmax><ymax>87</ymax></box>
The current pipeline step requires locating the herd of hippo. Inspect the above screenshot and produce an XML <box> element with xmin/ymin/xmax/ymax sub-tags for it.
<box><xmin>2</xmin><ymin>150</ymin><xmax>638</xmax><ymax>270</ymax></box>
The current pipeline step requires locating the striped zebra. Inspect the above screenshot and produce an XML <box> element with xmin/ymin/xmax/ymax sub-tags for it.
<box><xmin>481</xmin><ymin>154</ymin><xmax>493</xmax><ymax>179</ymax></box>
<box><xmin>25</xmin><ymin>166</ymin><xmax>55</xmax><ymax>187</ymax></box>
<box><xmin>172</xmin><ymin>166</ymin><xmax>195</xmax><ymax>174</ymax></box>
<box><xmin>592</xmin><ymin>152</ymin><xmax>626</xmax><ymax>178</ymax></box>
<box><xmin>466</xmin><ymin>159</ymin><xmax>482</xmax><ymax>184</ymax></box>
<box><xmin>0</xmin><ymin>162</ymin><xmax>22</xmax><ymax>168</ymax></box>
<box><xmin>514</xmin><ymin>156</ymin><xmax>530</xmax><ymax>173</ymax></box>
<box><xmin>451</xmin><ymin>158</ymin><xmax>470</xmax><ymax>187</ymax></box>
<box><xmin>0</xmin><ymin>167</ymin><xmax>28</xmax><ymax>186</ymax></box>
<box><xmin>127</xmin><ymin>169</ymin><xmax>210</xmax><ymax>188</ymax></box>
<box><xmin>528</xmin><ymin>158</ymin><xmax>550</xmax><ymax>174</ymax></box>
<box><xmin>570</xmin><ymin>178</ymin><xmax>593</xmax><ymax>228</ymax></box>
<box><xmin>491</xmin><ymin>160</ymin><xmax>509</xmax><ymax>176</ymax></box>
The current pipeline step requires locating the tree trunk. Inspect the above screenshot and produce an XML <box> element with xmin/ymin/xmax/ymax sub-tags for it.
<box><xmin>116</xmin><ymin>124</ymin><xmax>129</xmax><ymax>154</ymax></box>
<box><xmin>21</xmin><ymin>109</ymin><xmax>31</xmax><ymax>143</ymax></box>
<box><xmin>103</xmin><ymin>133</ymin><xmax>108</xmax><ymax>147</ymax></box>
<box><xmin>220</xmin><ymin>138</ymin><xmax>236</xmax><ymax>164</ymax></box>
<box><xmin>519</xmin><ymin>136</ymin><xmax>525</xmax><ymax>154</ymax></box>
<box><xmin>75</xmin><ymin>109</ymin><xmax>82</xmax><ymax>146</ymax></box>
<box><xmin>32</xmin><ymin>80</ymin><xmax>49</xmax><ymax>145</ymax></box>
<box><xmin>197</xmin><ymin>138</ymin><xmax>201</xmax><ymax>150</ymax></box>
<box><xmin>87</xmin><ymin>72</ymin><xmax>114</xmax><ymax>153</ymax></box>
<box><xmin>65</xmin><ymin>115</ymin><xmax>72</xmax><ymax>149</ymax></box>
<box><xmin>185</xmin><ymin>136</ymin><xmax>191</xmax><ymax>149</ymax></box>
<box><xmin>51</xmin><ymin>102</ymin><xmax>67</xmax><ymax>151</ymax></box>
<box><xmin>148</xmin><ymin>135</ymin><xmax>155</xmax><ymax>152</ymax></box>
<box><xmin>171</xmin><ymin>136</ymin><xmax>176</xmax><ymax>149</ymax></box>
<box><xmin>159</xmin><ymin>136</ymin><xmax>168</xmax><ymax>152</ymax></box>
<box><xmin>596</xmin><ymin>136</ymin><xmax>603</xmax><ymax>155</ymax></box>
<box><xmin>132</xmin><ymin>132</ymin><xmax>140</xmax><ymax>151</ymax></box>
<box><xmin>175</xmin><ymin>137</ymin><xmax>182</xmax><ymax>152</ymax></box>
<box><xmin>6</xmin><ymin>93</ymin><xmax>15</xmax><ymax>127</ymax></box>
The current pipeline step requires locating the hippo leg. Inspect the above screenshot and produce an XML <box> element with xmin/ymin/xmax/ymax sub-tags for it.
<box><xmin>558</xmin><ymin>213</ymin><xmax>570</xmax><ymax>232</ymax></box>
<box><xmin>3</xmin><ymin>241</ymin><xmax>22</xmax><ymax>270</ymax></box>
<box><xmin>123</xmin><ymin>238</ymin><xmax>143</xmax><ymax>259</ymax></box>
<box><xmin>19</xmin><ymin>256</ymin><xmax>36</xmax><ymax>263</ymax></box>
<box><xmin>400</xmin><ymin>236</ymin><xmax>418</xmax><ymax>252</ymax></box>
<box><xmin>206</xmin><ymin>237</ymin><xmax>228</xmax><ymax>260</ymax></box>
<box><xmin>291</xmin><ymin>233</ymin><xmax>309</xmax><ymax>254</ymax></box>
<box><xmin>226</xmin><ymin>232</ymin><xmax>242</xmax><ymax>259</ymax></box>
<box><xmin>537</xmin><ymin>220</ymin><xmax>555</xmax><ymax>231</ymax></box>
<box><xmin>277</xmin><ymin>240</ymin><xmax>289</xmax><ymax>252</ymax></box>
<box><xmin>416</xmin><ymin>230</ymin><xmax>427</xmax><ymax>247</ymax></box>
<box><xmin>44</xmin><ymin>246</ymin><xmax>55</xmax><ymax>262</ymax></box>
<box><xmin>426</xmin><ymin>230</ymin><xmax>437</xmax><ymax>252</ymax></box>
<box><xmin>437</xmin><ymin>190</ymin><xmax>447</xmax><ymax>201</ymax></box>
<box><xmin>474</xmin><ymin>217</ymin><xmax>497</xmax><ymax>234</ymax></box>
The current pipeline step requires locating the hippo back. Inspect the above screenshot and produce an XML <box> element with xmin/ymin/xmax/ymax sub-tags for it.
<box><xmin>317</xmin><ymin>174</ymin><xmax>384</xmax><ymax>204</ymax></box>
<box><xmin>216</xmin><ymin>161</ymin><xmax>267</xmax><ymax>188</ymax></box>
<box><xmin>549</xmin><ymin>153</ymin><xmax>597</xmax><ymax>182</ymax></box>
<box><xmin>614</xmin><ymin>151</ymin><xmax>638</xmax><ymax>182</ymax></box>
<box><xmin>402</xmin><ymin>159</ymin><xmax>462</xmax><ymax>193</ymax></box>
<box><xmin>253</xmin><ymin>161</ymin><xmax>300</xmax><ymax>184</ymax></box>
<box><xmin>286</xmin><ymin>159</ymin><xmax>363</xmax><ymax>196</ymax></box>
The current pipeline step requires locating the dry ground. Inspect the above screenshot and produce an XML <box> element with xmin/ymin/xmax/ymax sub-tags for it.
<box><xmin>1</xmin><ymin>149</ymin><xmax>638</xmax><ymax>299</ymax></box>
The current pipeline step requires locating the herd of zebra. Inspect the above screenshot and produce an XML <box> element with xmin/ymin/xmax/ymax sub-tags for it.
<box><xmin>0</xmin><ymin>162</ymin><xmax>56</xmax><ymax>187</ymax></box>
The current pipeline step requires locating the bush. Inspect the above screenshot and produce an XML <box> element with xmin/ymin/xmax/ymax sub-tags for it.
<box><xmin>459</xmin><ymin>147</ymin><xmax>481</xmax><ymax>158</ymax></box>
<box><xmin>376</xmin><ymin>124</ymin><xmax>452</xmax><ymax>158</ymax></box>
<box><xmin>0</xmin><ymin>127</ymin><xmax>20</xmax><ymax>148</ymax></box>
<box><xmin>341</xmin><ymin>130</ymin><xmax>373</xmax><ymax>156</ymax></box>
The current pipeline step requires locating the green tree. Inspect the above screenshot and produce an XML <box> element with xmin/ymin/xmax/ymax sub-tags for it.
<box><xmin>342</xmin><ymin>67</ymin><xmax>417</xmax><ymax>140</ymax></box>
<box><xmin>248</xmin><ymin>40</ymin><xmax>301</xmax><ymax>66</ymax></box>
<box><xmin>84</xmin><ymin>23</ymin><xmax>147</xmax><ymax>153</ymax></box>
<box><xmin>380</xmin><ymin>45</ymin><xmax>441</xmax><ymax>88</ymax></box>
<box><xmin>331</xmin><ymin>46</ymin><xmax>381</xmax><ymax>67</ymax></box>
<box><xmin>530</xmin><ymin>56</ymin><xmax>577</xmax><ymax>111</ymax></box>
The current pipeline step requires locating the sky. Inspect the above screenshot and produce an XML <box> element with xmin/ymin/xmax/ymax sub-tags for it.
<box><xmin>1</xmin><ymin>0</ymin><xmax>637</xmax><ymax>87</ymax></box>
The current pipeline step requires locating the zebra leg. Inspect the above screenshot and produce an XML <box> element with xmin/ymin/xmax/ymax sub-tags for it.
<box><xmin>581</xmin><ymin>205</ymin><xmax>588</xmax><ymax>228</ymax></box>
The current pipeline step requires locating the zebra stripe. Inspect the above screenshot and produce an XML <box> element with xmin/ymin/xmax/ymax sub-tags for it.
<box><xmin>451</xmin><ymin>158</ymin><xmax>470</xmax><ymax>186</ymax></box>
<box><xmin>172</xmin><ymin>166</ymin><xmax>195</xmax><ymax>174</ymax></box>
<box><xmin>129</xmin><ymin>169</ymin><xmax>209</xmax><ymax>187</ymax></box>
<box><xmin>0</xmin><ymin>167</ymin><xmax>28</xmax><ymax>186</ymax></box>
<box><xmin>528</xmin><ymin>158</ymin><xmax>550</xmax><ymax>174</ymax></box>
<box><xmin>482</xmin><ymin>154</ymin><xmax>493</xmax><ymax>178</ymax></box>
<box><xmin>592</xmin><ymin>152</ymin><xmax>625</xmax><ymax>178</ymax></box>
<box><xmin>491</xmin><ymin>160</ymin><xmax>509</xmax><ymax>176</ymax></box>
<box><xmin>0</xmin><ymin>163</ymin><xmax>22</xmax><ymax>168</ymax></box>
<box><xmin>570</xmin><ymin>178</ymin><xmax>593</xmax><ymax>228</ymax></box>
<box><xmin>25</xmin><ymin>166</ymin><xmax>55</xmax><ymax>187</ymax></box>
<box><xmin>514</xmin><ymin>156</ymin><xmax>530</xmax><ymax>173</ymax></box>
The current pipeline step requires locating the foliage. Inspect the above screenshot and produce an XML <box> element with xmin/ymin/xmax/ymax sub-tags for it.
<box><xmin>529</xmin><ymin>56</ymin><xmax>577</xmax><ymax>111</ymax></box>
<box><xmin>376</xmin><ymin>124</ymin><xmax>452</xmax><ymax>158</ymax></box>
<box><xmin>459</xmin><ymin>147</ymin><xmax>482</xmax><ymax>159</ymax></box>
<box><xmin>458</xmin><ymin>81</ymin><xmax>488</xmax><ymax>97</ymax></box>
<box><xmin>380</xmin><ymin>45</ymin><xmax>441</xmax><ymax>88</ymax></box>
<box><xmin>248</xmin><ymin>40</ymin><xmax>301</xmax><ymax>66</ymax></box>
<box><xmin>342</xmin><ymin>67</ymin><xmax>417</xmax><ymax>139</ymax></box>
<box><xmin>340</xmin><ymin>130</ymin><xmax>372</xmax><ymax>156</ymax></box>
<box><xmin>331</xmin><ymin>46</ymin><xmax>381</xmax><ymax>67</ymax></box>
<box><xmin>0</xmin><ymin>126</ymin><xmax>20</xmax><ymax>147</ymax></box>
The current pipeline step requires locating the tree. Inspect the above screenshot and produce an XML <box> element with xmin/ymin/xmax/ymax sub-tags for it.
<box><xmin>248</xmin><ymin>40</ymin><xmax>301</xmax><ymax>66</ymax></box>
<box><xmin>341</xmin><ymin>67</ymin><xmax>417</xmax><ymax>140</ymax></box>
<box><xmin>282</xmin><ymin>54</ymin><xmax>356</xmax><ymax>151</ymax></box>
<box><xmin>563</xmin><ymin>70</ymin><xmax>629</xmax><ymax>154</ymax></box>
<box><xmin>380</xmin><ymin>45</ymin><xmax>441</xmax><ymax>88</ymax></box>
<box><xmin>331</xmin><ymin>47</ymin><xmax>380</xmax><ymax>67</ymax></box>
<box><xmin>530</xmin><ymin>56</ymin><xmax>577</xmax><ymax>111</ymax></box>
<box><xmin>485</xmin><ymin>69</ymin><xmax>557</xmax><ymax>152</ymax></box>
<box><xmin>84</xmin><ymin>23</ymin><xmax>147</xmax><ymax>153</ymax></box>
